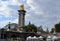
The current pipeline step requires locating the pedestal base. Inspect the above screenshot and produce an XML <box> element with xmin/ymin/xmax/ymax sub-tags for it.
<box><xmin>1</xmin><ymin>31</ymin><xmax>36</xmax><ymax>41</ymax></box>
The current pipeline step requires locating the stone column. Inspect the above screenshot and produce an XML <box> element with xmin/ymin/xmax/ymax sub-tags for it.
<box><xmin>17</xmin><ymin>4</ymin><xmax>26</xmax><ymax>32</ymax></box>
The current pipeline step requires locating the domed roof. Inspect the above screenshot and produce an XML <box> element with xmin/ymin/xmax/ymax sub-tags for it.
<box><xmin>3</xmin><ymin>23</ymin><xmax>18</xmax><ymax>29</ymax></box>
<box><xmin>33</xmin><ymin>36</ymin><xmax>37</xmax><ymax>39</ymax></box>
<box><xmin>26</xmin><ymin>36</ymin><xmax>33</xmax><ymax>41</ymax></box>
<box><xmin>27</xmin><ymin>36</ymin><xmax>32</xmax><ymax>39</ymax></box>
<box><xmin>47</xmin><ymin>36</ymin><xmax>51</xmax><ymax>39</ymax></box>
<box><xmin>52</xmin><ymin>36</ymin><xmax>58</xmax><ymax>39</ymax></box>
<box><xmin>39</xmin><ymin>36</ymin><xmax>43</xmax><ymax>38</ymax></box>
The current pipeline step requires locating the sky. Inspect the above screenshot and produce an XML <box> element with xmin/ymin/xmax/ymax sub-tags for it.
<box><xmin>0</xmin><ymin>0</ymin><xmax>60</xmax><ymax>31</ymax></box>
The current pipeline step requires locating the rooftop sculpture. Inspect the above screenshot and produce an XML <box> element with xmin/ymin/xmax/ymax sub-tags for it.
<box><xmin>20</xmin><ymin>4</ymin><xmax>24</xmax><ymax>10</ymax></box>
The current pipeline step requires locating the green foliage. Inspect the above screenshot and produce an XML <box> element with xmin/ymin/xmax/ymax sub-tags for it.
<box><xmin>55</xmin><ymin>23</ymin><xmax>60</xmax><ymax>32</ymax></box>
<box><xmin>50</xmin><ymin>28</ymin><xmax>54</xmax><ymax>33</ymax></box>
<box><xmin>25</xmin><ymin>24</ymin><xmax>37</xmax><ymax>32</ymax></box>
<box><xmin>51</xmin><ymin>23</ymin><xmax>60</xmax><ymax>33</ymax></box>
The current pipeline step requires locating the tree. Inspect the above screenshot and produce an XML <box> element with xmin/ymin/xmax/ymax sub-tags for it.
<box><xmin>50</xmin><ymin>23</ymin><xmax>60</xmax><ymax>33</ymax></box>
<box><xmin>25</xmin><ymin>22</ymin><xmax>37</xmax><ymax>32</ymax></box>
<box><xmin>55</xmin><ymin>23</ymin><xmax>60</xmax><ymax>32</ymax></box>
<box><xmin>50</xmin><ymin>28</ymin><xmax>54</xmax><ymax>33</ymax></box>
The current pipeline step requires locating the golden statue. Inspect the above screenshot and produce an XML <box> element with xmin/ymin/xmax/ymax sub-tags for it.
<box><xmin>20</xmin><ymin>4</ymin><xmax>24</xmax><ymax>10</ymax></box>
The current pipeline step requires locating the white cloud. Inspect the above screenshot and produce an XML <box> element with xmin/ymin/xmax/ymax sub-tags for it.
<box><xmin>0</xmin><ymin>9</ymin><xmax>12</xmax><ymax>17</ymax></box>
<box><xmin>23</xmin><ymin>0</ymin><xmax>26</xmax><ymax>1</ymax></box>
<box><xmin>8</xmin><ymin>0</ymin><xmax>20</xmax><ymax>5</ymax></box>
<box><xmin>27</xmin><ymin>0</ymin><xmax>44</xmax><ymax>15</ymax></box>
<box><xmin>0</xmin><ymin>0</ymin><xmax>20</xmax><ymax>17</ymax></box>
<box><xmin>0</xmin><ymin>20</ymin><xmax>10</xmax><ymax>28</ymax></box>
<box><xmin>0</xmin><ymin>0</ymin><xmax>26</xmax><ymax>18</ymax></box>
<box><xmin>26</xmin><ymin>0</ymin><xmax>60</xmax><ymax>31</ymax></box>
<box><xmin>0</xmin><ymin>1</ymin><xmax>13</xmax><ymax>17</ymax></box>
<box><xmin>0</xmin><ymin>0</ymin><xmax>60</xmax><ymax>31</ymax></box>
<box><xmin>12</xmin><ymin>18</ymin><xmax>18</xmax><ymax>24</ymax></box>
<box><xmin>0</xmin><ymin>0</ymin><xmax>25</xmax><ymax>28</ymax></box>
<box><xmin>0</xmin><ymin>18</ymin><xmax>18</xmax><ymax>28</ymax></box>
